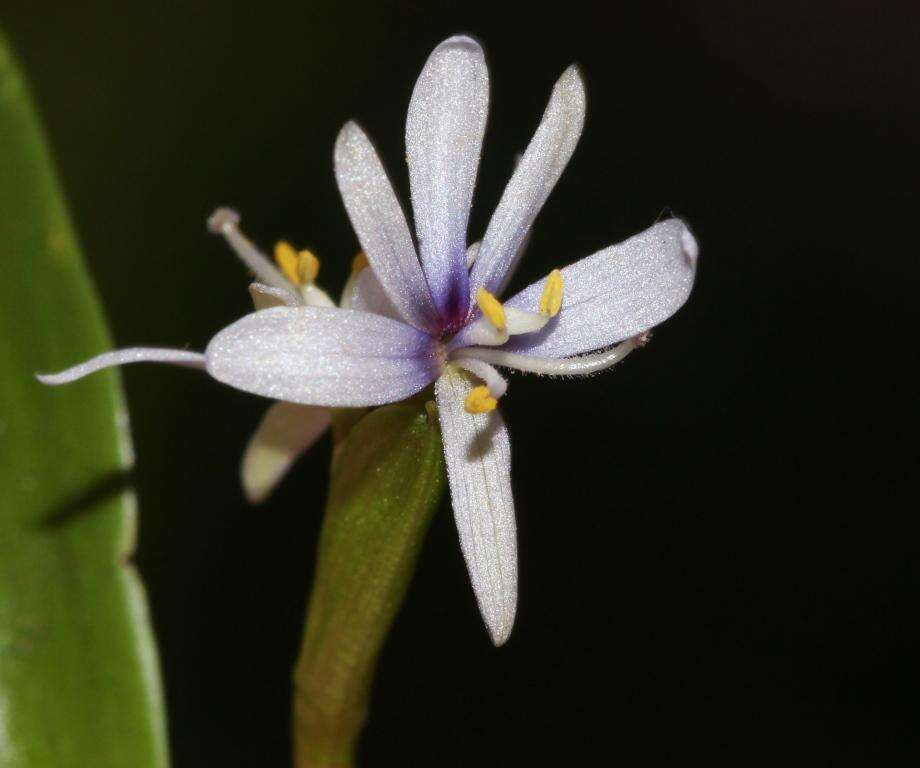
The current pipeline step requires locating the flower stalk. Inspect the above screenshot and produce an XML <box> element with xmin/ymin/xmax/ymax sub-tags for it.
<box><xmin>293</xmin><ymin>399</ymin><xmax>445</xmax><ymax>767</ymax></box>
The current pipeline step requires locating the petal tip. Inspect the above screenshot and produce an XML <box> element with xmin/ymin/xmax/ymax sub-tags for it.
<box><xmin>338</xmin><ymin>119</ymin><xmax>361</xmax><ymax>138</ymax></box>
<box><xmin>679</xmin><ymin>222</ymin><xmax>699</xmax><ymax>266</ymax></box>
<box><xmin>334</xmin><ymin>121</ymin><xmax>361</xmax><ymax>154</ymax></box>
<box><xmin>240</xmin><ymin>477</ymin><xmax>268</xmax><ymax>506</ymax></box>
<box><xmin>560</xmin><ymin>63</ymin><xmax>586</xmax><ymax>92</ymax></box>
<box><xmin>556</xmin><ymin>64</ymin><xmax>587</xmax><ymax>117</ymax></box>
<box><xmin>488</xmin><ymin>616</ymin><xmax>515</xmax><ymax>647</ymax></box>
<box><xmin>435</xmin><ymin>34</ymin><xmax>484</xmax><ymax>56</ymax></box>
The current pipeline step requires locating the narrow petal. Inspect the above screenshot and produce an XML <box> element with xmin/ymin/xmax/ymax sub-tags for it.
<box><xmin>503</xmin><ymin>218</ymin><xmax>698</xmax><ymax>358</ymax></box>
<box><xmin>205</xmin><ymin>306</ymin><xmax>439</xmax><ymax>407</ymax></box>
<box><xmin>407</xmin><ymin>35</ymin><xmax>489</xmax><ymax>323</ymax></box>
<box><xmin>346</xmin><ymin>268</ymin><xmax>403</xmax><ymax>321</ymax></box>
<box><xmin>469</xmin><ymin>66</ymin><xmax>586</xmax><ymax>299</ymax></box>
<box><xmin>495</xmin><ymin>227</ymin><xmax>533</xmax><ymax>298</ymax></box>
<box><xmin>334</xmin><ymin>122</ymin><xmax>439</xmax><ymax>332</ymax></box>
<box><xmin>37</xmin><ymin>348</ymin><xmax>205</xmax><ymax>385</ymax></box>
<box><xmin>435</xmin><ymin>368</ymin><xmax>517</xmax><ymax>645</ymax></box>
<box><xmin>241</xmin><ymin>401</ymin><xmax>332</xmax><ymax>504</ymax></box>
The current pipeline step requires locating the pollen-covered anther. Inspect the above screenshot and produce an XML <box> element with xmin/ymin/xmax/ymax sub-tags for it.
<box><xmin>275</xmin><ymin>241</ymin><xmax>320</xmax><ymax>286</ymax></box>
<box><xmin>476</xmin><ymin>288</ymin><xmax>506</xmax><ymax>331</ymax></box>
<box><xmin>539</xmin><ymin>269</ymin><xmax>564</xmax><ymax>317</ymax></box>
<box><xmin>464</xmin><ymin>385</ymin><xmax>499</xmax><ymax>414</ymax></box>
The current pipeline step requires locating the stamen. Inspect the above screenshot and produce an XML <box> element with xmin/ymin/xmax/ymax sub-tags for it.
<box><xmin>539</xmin><ymin>269</ymin><xmax>564</xmax><ymax>317</ymax></box>
<box><xmin>453</xmin><ymin>336</ymin><xmax>641</xmax><ymax>377</ymax></box>
<box><xmin>454</xmin><ymin>358</ymin><xmax>508</xmax><ymax>399</ymax></box>
<box><xmin>352</xmin><ymin>251</ymin><xmax>368</xmax><ymax>274</ymax></box>
<box><xmin>300</xmin><ymin>283</ymin><xmax>337</xmax><ymax>308</ymax></box>
<box><xmin>298</xmin><ymin>250</ymin><xmax>320</xmax><ymax>283</ymax></box>
<box><xmin>274</xmin><ymin>242</ymin><xmax>299</xmax><ymax>284</ymax></box>
<box><xmin>476</xmin><ymin>288</ymin><xmax>506</xmax><ymax>331</ymax></box>
<box><xmin>275</xmin><ymin>242</ymin><xmax>320</xmax><ymax>286</ymax></box>
<box><xmin>454</xmin><ymin>316</ymin><xmax>509</xmax><ymax>347</ymax></box>
<box><xmin>465</xmin><ymin>386</ymin><xmax>498</xmax><ymax>414</ymax></box>
<box><xmin>207</xmin><ymin>208</ymin><xmax>292</xmax><ymax>293</ymax></box>
<box><xmin>504</xmin><ymin>307</ymin><xmax>549</xmax><ymax>336</ymax></box>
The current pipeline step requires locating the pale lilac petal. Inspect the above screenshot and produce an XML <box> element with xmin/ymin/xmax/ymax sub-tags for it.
<box><xmin>334</xmin><ymin>122</ymin><xmax>439</xmax><ymax>332</ymax></box>
<box><xmin>469</xmin><ymin>66</ymin><xmax>586</xmax><ymax>299</ymax></box>
<box><xmin>346</xmin><ymin>268</ymin><xmax>402</xmax><ymax>321</ymax></box>
<box><xmin>502</xmin><ymin>219</ymin><xmax>698</xmax><ymax>358</ymax></box>
<box><xmin>37</xmin><ymin>348</ymin><xmax>206</xmax><ymax>385</ymax></box>
<box><xmin>205</xmin><ymin>306</ymin><xmax>439</xmax><ymax>407</ymax></box>
<box><xmin>495</xmin><ymin>227</ymin><xmax>532</xmax><ymax>298</ymax></box>
<box><xmin>407</xmin><ymin>35</ymin><xmax>488</xmax><ymax>324</ymax></box>
<box><xmin>241</xmin><ymin>401</ymin><xmax>331</xmax><ymax>504</ymax></box>
<box><xmin>435</xmin><ymin>368</ymin><xmax>517</xmax><ymax>646</ymax></box>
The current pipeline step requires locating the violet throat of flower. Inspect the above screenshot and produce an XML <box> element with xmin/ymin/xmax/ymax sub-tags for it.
<box><xmin>207</xmin><ymin>209</ymin><xmax>572</xmax><ymax>419</ymax></box>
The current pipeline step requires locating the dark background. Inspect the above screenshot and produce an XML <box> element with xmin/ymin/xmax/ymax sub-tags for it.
<box><xmin>3</xmin><ymin>1</ymin><xmax>919</xmax><ymax>765</ymax></box>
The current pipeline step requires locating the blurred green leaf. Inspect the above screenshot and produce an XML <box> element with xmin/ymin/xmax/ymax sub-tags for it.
<box><xmin>0</xmin><ymin>31</ymin><xmax>168</xmax><ymax>768</ymax></box>
<box><xmin>294</xmin><ymin>401</ymin><xmax>446</xmax><ymax>768</ymax></box>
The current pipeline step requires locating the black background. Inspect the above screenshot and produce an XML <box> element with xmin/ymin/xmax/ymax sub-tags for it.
<box><xmin>3</xmin><ymin>2</ymin><xmax>919</xmax><ymax>765</ymax></box>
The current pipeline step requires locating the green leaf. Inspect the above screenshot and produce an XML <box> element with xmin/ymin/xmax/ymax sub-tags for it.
<box><xmin>0</xmin><ymin>31</ymin><xmax>168</xmax><ymax>768</ymax></box>
<box><xmin>293</xmin><ymin>401</ymin><xmax>446</xmax><ymax>768</ymax></box>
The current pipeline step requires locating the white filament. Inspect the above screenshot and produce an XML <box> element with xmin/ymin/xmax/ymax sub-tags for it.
<box><xmin>458</xmin><ymin>316</ymin><xmax>510</xmax><ymax>347</ymax></box>
<box><xmin>300</xmin><ymin>283</ymin><xmax>336</xmax><ymax>308</ymax></box>
<box><xmin>452</xmin><ymin>358</ymin><xmax>508</xmax><ymax>398</ymax></box>
<box><xmin>454</xmin><ymin>337</ymin><xmax>639</xmax><ymax>377</ymax></box>
<box><xmin>207</xmin><ymin>207</ymin><xmax>292</xmax><ymax>292</ymax></box>
<box><xmin>504</xmin><ymin>306</ymin><xmax>549</xmax><ymax>335</ymax></box>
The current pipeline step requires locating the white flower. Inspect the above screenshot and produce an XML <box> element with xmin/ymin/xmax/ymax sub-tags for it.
<box><xmin>39</xmin><ymin>35</ymin><xmax>698</xmax><ymax>645</ymax></box>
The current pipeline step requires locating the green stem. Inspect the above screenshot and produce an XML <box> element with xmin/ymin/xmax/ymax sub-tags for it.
<box><xmin>292</xmin><ymin>400</ymin><xmax>445</xmax><ymax>767</ymax></box>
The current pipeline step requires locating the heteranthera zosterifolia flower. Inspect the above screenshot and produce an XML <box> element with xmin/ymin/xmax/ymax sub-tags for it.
<box><xmin>39</xmin><ymin>34</ymin><xmax>699</xmax><ymax>645</ymax></box>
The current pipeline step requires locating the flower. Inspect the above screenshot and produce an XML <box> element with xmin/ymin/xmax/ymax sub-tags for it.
<box><xmin>39</xmin><ymin>35</ymin><xmax>698</xmax><ymax>645</ymax></box>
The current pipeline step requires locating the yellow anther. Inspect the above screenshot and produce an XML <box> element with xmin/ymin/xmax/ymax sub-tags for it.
<box><xmin>539</xmin><ymin>269</ymin><xmax>564</xmax><ymax>317</ymax></box>
<box><xmin>464</xmin><ymin>385</ymin><xmax>498</xmax><ymax>414</ymax></box>
<box><xmin>275</xmin><ymin>241</ymin><xmax>300</xmax><ymax>284</ymax></box>
<box><xmin>476</xmin><ymin>288</ymin><xmax>506</xmax><ymax>331</ymax></box>
<box><xmin>274</xmin><ymin>241</ymin><xmax>319</xmax><ymax>285</ymax></box>
<box><xmin>351</xmin><ymin>251</ymin><xmax>368</xmax><ymax>274</ymax></box>
<box><xmin>296</xmin><ymin>249</ymin><xmax>320</xmax><ymax>283</ymax></box>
